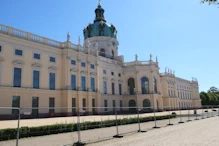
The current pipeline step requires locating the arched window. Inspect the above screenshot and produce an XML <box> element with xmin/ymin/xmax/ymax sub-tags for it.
<box><xmin>129</xmin><ymin>100</ymin><xmax>136</xmax><ymax>112</ymax></box>
<box><xmin>141</xmin><ymin>77</ymin><xmax>149</xmax><ymax>94</ymax></box>
<box><xmin>112</xmin><ymin>50</ymin><xmax>114</xmax><ymax>57</ymax></box>
<box><xmin>143</xmin><ymin>99</ymin><xmax>151</xmax><ymax>112</ymax></box>
<box><xmin>154</xmin><ymin>78</ymin><xmax>157</xmax><ymax>93</ymax></box>
<box><xmin>100</xmin><ymin>48</ymin><xmax>105</xmax><ymax>57</ymax></box>
<box><xmin>128</xmin><ymin>78</ymin><xmax>135</xmax><ymax>95</ymax></box>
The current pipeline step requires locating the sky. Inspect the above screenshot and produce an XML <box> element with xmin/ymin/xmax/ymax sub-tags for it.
<box><xmin>0</xmin><ymin>0</ymin><xmax>218</xmax><ymax>92</ymax></box>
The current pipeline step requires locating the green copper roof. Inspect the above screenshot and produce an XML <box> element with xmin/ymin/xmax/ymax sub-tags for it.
<box><xmin>83</xmin><ymin>4</ymin><xmax>117</xmax><ymax>40</ymax></box>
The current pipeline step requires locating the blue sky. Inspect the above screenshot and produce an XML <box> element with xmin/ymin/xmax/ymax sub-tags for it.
<box><xmin>0</xmin><ymin>0</ymin><xmax>218</xmax><ymax>92</ymax></box>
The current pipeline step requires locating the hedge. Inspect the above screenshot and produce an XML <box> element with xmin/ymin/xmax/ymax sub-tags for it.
<box><xmin>0</xmin><ymin>114</ymin><xmax>176</xmax><ymax>141</ymax></box>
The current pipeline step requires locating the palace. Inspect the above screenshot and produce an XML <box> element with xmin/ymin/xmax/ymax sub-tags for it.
<box><xmin>0</xmin><ymin>2</ymin><xmax>201</xmax><ymax>119</ymax></box>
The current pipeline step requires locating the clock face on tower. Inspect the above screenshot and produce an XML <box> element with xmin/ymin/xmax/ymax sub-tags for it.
<box><xmin>112</xmin><ymin>41</ymin><xmax>116</xmax><ymax>47</ymax></box>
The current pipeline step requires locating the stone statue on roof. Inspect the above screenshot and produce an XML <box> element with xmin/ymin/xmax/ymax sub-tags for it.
<box><xmin>67</xmin><ymin>32</ymin><xmax>70</xmax><ymax>42</ymax></box>
<box><xmin>78</xmin><ymin>36</ymin><xmax>80</xmax><ymax>45</ymax></box>
<box><xmin>150</xmin><ymin>54</ymin><xmax>152</xmax><ymax>60</ymax></box>
<box><xmin>135</xmin><ymin>54</ymin><xmax>138</xmax><ymax>61</ymax></box>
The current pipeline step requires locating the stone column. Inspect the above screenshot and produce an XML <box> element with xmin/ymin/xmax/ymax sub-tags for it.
<box><xmin>95</xmin><ymin>62</ymin><xmax>100</xmax><ymax>113</ymax></box>
<box><xmin>150</xmin><ymin>70</ymin><xmax>154</xmax><ymax>94</ymax></box>
<box><xmin>95</xmin><ymin>62</ymin><xmax>99</xmax><ymax>92</ymax></box>
<box><xmin>87</xmin><ymin>61</ymin><xmax>91</xmax><ymax>91</ymax></box>
<box><xmin>135</xmin><ymin>71</ymin><xmax>140</xmax><ymax>94</ymax></box>
<box><xmin>77</xmin><ymin>58</ymin><xmax>81</xmax><ymax>91</ymax></box>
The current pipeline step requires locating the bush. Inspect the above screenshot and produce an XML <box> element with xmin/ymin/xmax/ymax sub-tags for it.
<box><xmin>0</xmin><ymin>114</ymin><xmax>176</xmax><ymax>141</ymax></box>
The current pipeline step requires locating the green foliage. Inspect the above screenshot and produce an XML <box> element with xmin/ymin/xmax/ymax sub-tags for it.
<box><xmin>0</xmin><ymin>114</ymin><xmax>176</xmax><ymax>141</ymax></box>
<box><xmin>200</xmin><ymin>86</ymin><xmax>219</xmax><ymax>105</ymax></box>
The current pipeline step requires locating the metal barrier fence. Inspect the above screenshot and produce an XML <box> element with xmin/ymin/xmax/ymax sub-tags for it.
<box><xmin>0</xmin><ymin>105</ymin><xmax>218</xmax><ymax>146</ymax></box>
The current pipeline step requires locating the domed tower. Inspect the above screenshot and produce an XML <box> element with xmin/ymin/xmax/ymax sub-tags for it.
<box><xmin>83</xmin><ymin>2</ymin><xmax>119</xmax><ymax>59</ymax></box>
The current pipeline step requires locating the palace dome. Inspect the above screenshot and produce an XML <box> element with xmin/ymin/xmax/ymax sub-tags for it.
<box><xmin>83</xmin><ymin>3</ymin><xmax>117</xmax><ymax>40</ymax></box>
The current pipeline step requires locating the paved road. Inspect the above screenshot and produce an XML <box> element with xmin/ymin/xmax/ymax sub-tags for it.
<box><xmin>0</xmin><ymin>111</ymin><xmax>217</xmax><ymax>146</ymax></box>
<box><xmin>88</xmin><ymin>116</ymin><xmax>219</xmax><ymax>146</ymax></box>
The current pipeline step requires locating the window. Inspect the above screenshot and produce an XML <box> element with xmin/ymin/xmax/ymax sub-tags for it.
<box><xmin>104</xmin><ymin>100</ymin><xmax>108</xmax><ymax>111</ymax></box>
<box><xmin>168</xmin><ymin>90</ymin><xmax>170</xmax><ymax>97</ymax></box>
<box><xmin>111</xmin><ymin>72</ymin><xmax>114</xmax><ymax>76</ymax></box>
<box><xmin>33</xmin><ymin>70</ymin><xmax>40</xmax><ymax>89</ymax></box>
<box><xmin>92</xmin><ymin>99</ymin><xmax>95</xmax><ymax>114</ymax></box>
<box><xmin>91</xmin><ymin>77</ymin><xmax>95</xmax><ymax>92</ymax></box>
<box><xmin>83</xmin><ymin>98</ymin><xmax>86</xmax><ymax>111</ymax></box>
<box><xmin>100</xmin><ymin>48</ymin><xmax>106</xmax><ymax>57</ymax></box>
<box><xmin>118</xmin><ymin>73</ymin><xmax>121</xmax><ymax>77</ymax></box>
<box><xmin>141</xmin><ymin>77</ymin><xmax>149</xmax><ymax>94</ymax></box>
<box><xmin>81</xmin><ymin>62</ymin><xmax>86</xmax><ymax>67</ymax></box>
<box><xmin>81</xmin><ymin>76</ymin><xmax>86</xmax><ymax>91</ymax></box>
<box><xmin>103</xmin><ymin>70</ymin><xmax>106</xmax><ymax>74</ymax></box>
<box><xmin>112</xmin><ymin>83</ymin><xmax>115</xmax><ymax>95</ymax></box>
<box><xmin>71</xmin><ymin>75</ymin><xmax>76</xmax><ymax>90</ymax></box>
<box><xmin>113</xmin><ymin>100</ymin><xmax>116</xmax><ymax>107</ymax></box>
<box><xmin>90</xmin><ymin>64</ymin><xmax>95</xmax><ymax>69</ymax></box>
<box><xmin>128</xmin><ymin>78</ymin><xmax>135</xmax><ymax>95</ymax></box>
<box><xmin>143</xmin><ymin>99</ymin><xmax>151</xmax><ymax>110</ymax></box>
<box><xmin>154</xmin><ymin>78</ymin><xmax>157</xmax><ymax>93</ymax></box>
<box><xmin>50</xmin><ymin>57</ymin><xmax>56</xmax><ymax>63</ymax></box>
<box><xmin>49</xmin><ymin>73</ymin><xmax>55</xmax><ymax>90</ymax></box>
<box><xmin>32</xmin><ymin>97</ymin><xmax>39</xmax><ymax>118</ymax></box>
<box><xmin>112</xmin><ymin>50</ymin><xmax>114</xmax><ymax>57</ymax></box>
<box><xmin>15</xmin><ymin>49</ymin><xmax>22</xmax><ymax>56</ymax></box>
<box><xmin>12</xmin><ymin>96</ymin><xmax>20</xmax><ymax>115</ymax></box>
<box><xmin>120</xmin><ymin>100</ymin><xmax>123</xmax><ymax>111</ymax></box>
<box><xmin>72</xmin><ymin>98</ymin><xmax>76</xmax><ymax>114</ymax></box>
<box><xmin>119</xmin><ymin>84</ymin><xmax>122</xmax><ymax>95</ymax></box>
<box><xmin>13</xmin><ymin>68</ymin><xmax>22</xmax><ymax>87</ymax></box>
<box><xmin>103</xmin><ymin>81</ymin><xmax>107</xmax><ymax>94</ymax></box>
<box><xmin>71</xmin><ymin>60</ymin><xmax>76</xmax><ymax>65</ymax></box>
<box><xmin>49</xmin><ymin>98</ymin><xmax>55</xmax><ymax>114</ymax></box>
<box><xmin>0</xmin><ymin>46</ymin><xmax>2</xmax><ymax>52</ymax></box>
<box><xmin>113</xmin><ymin>100</ymin><xmax>116</xmax><ymax>112</ymax></box>
<box><xmin>34</xmin><ymin>53</ymin><xmax>40</xmax><ymax>60</ymax></box>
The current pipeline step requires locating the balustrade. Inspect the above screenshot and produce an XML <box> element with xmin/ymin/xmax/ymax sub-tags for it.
<box><xmin>0</xmin><ymin>25</ymin><xmax>8</xmax><ymax>33</ymax></box>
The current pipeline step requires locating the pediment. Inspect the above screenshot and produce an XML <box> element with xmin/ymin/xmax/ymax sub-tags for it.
<box><xmin>80</xmin><ymin>70</ymin><xmax>87</xmax><ymax>74</ymax></box>
<box><xmin>12</xmin><ymin>60</ymin><xmax>24</xmax><ymax>65</ymax></box>
<box><xmin>32</xmin><ymin>63</ymin><xmax>42</xmax><ymax>68</ymax></box>
<box><xmin>118</xmin><ymin>80</ymin><xmax>123</xmax><ymax>83</ymax></box>
<box><xmin>111</xmin><ymin>78</ymin><xmax>115</xmax><ymax>82</ymax></box>
<box><xmin>90</xmin><ymin>72</ymin><xmax>96</xmax><ymax>75</ymax></box>
<box><xmin>102</xmin><ymin>77</ymin><xmax>108</xmax><ymax>81</ymax></box>
<box><xmin>70</xmin><ymin>68</ymin><xmax>77</xmax><ymax>72</ymax></box>
<box><xmin>48</xmin><ymin>66</ymin><xmax>57</xmax><ymax>71</ymax></box>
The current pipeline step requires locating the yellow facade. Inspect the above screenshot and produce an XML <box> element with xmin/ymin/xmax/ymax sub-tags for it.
<box><xmin>0</xmin><ymin>4</ymin><xmax>201</xmax><ymax>119</ymax></box>
<box><xmin>0</xmin><ymin>23</ymin><xmax>201</xmax><ymax>119</ymax></box>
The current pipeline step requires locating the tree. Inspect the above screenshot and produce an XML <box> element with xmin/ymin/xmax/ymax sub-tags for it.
<box><xmin>208</xmin><ymin>86</ymin><xmax>219</xmax><ymax>93</ymax></box>
<box><xmin>201</xmin><ymin>0</ymin><xmax>218</xmax><ymax>4</ymax></box>
<box><xmin>200</xmin><ymin>86</ymin><xmax>219</xmax><ymax>105</ymax></box>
